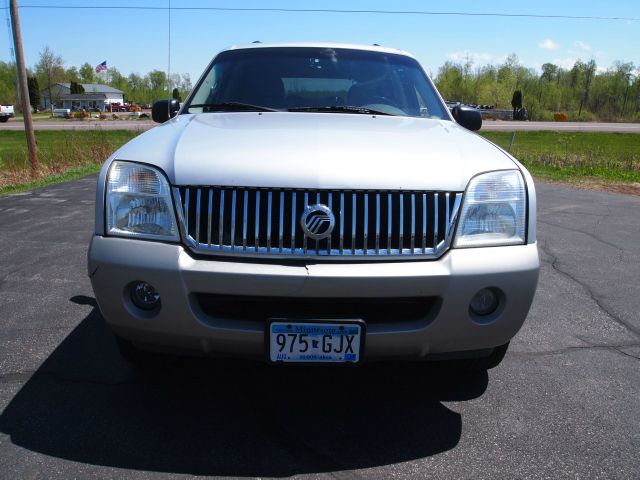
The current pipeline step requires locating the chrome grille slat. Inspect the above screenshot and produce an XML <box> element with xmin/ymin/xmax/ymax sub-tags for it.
<box><xmin>184</xmin><ymin>188</ymin><xmax>190</xmax><ymax>240</ymax></box>
<box><xmin>267</xmin><ymin>191</ymin><xmax>273</xmax><ymax>251</ymax></box>
<box><xmin>411</xmin><ymin>193</ymin><xmax>415</xmax><ymax>253</ymax></box>
<box><xmin>422</xmin><ymin>193</ymin><xmax>427</xmax><ymax>253</ymax></box>
<box><xmin>434</xmin><ymin>192</ymin><xmax>439</xmax><ymax>250</ymax></box>
<box><xmin>278</xmin><ymin>191</ymin><xmax>284</xmax><ymax>252</ymax></box>
<box><xmin>327</xmin><ymin>193</ymin><xmax>332</xmax><ymax>253</ymax></box>
<box><xmin>195</xmin><ymin>188</ymin><xmax>201</xmax><ymax>245</ymax></box>
<box><xmin>230</xmin><ymin>189</ymin><xmax>236</xmax><ymax>248</ymax></box>
<box><xmin>351</xmin><ymin>193</ymin><xmax>356</xmax><ymax>255</ymax></box>
<box><xmin>303</xmin><ymin>192</ymin><xmax>308</xmax><ymax>254</ymax></box>
<box><xmin>363</xmin><ymin>193</ymin><xmax>368</xmax><ymax>255</ymax></box>
<box><xmin>242</xmin><ymin>190</ymin><xmax>248</xmax><ymax>250</ymax></box>
<box><xmin>207</xmin><ymin>189</ymin><xmax>213</xmax><ymax>248</ymax></box>
<box><xmin>254</xmin><ymin>190</ymin><xmax>260</xmax><ymax>252</ymax></box>
<box><xmin>218</xmin><ymin>189</ymin><xmax>225</xmax><ymax>251</ymax></box>
<box><xmin>399</xmin><ymin>193</ymin><xmax>404</xmax><ymax>254</ymax></box>
<box><xmin>291</xmin><ymin>191</ymin><xmax>296</xmax><ymax>254</ymax></box>
<box><xmin>387</xmin><ymin>193</ymin><xmax>392</xmax><ymax>254</ymax></box>
<box><xmin>375</xmin><ymin>193</ymin><xmax>380</xmax><ymax>254</ymax></box>
<box><xmin>339</xmin><ymin>192</ymin><xmax>344</xmax><ymax>254</ymax></box>
<box><xmin>177</xmin><ymin>186</ymin><xmax>462</xmax><ymax>259</ymax></box>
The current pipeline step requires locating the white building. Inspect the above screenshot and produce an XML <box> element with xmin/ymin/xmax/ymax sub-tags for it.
<box><xmin>40</xmin><ymin>83</ymin><xmax>125</xmax><ymax>111</ymax></box>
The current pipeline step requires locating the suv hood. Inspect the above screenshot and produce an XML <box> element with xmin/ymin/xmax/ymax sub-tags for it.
<box><xmin>115</xmin><ymin>112</ymin><xmax>516</xmax><ymax>191</ymax></box>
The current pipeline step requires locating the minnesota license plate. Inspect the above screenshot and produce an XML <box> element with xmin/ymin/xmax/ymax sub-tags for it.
<box><xmin>268</xmin><ymin>321</ymin><xmax>363</xmax><ymax>363</ymax></box>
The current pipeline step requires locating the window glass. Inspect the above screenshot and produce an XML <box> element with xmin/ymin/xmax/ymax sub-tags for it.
<box><xmin>185</xmin><ymin>47</ymin><xmax>449</xmax><ymax>119</ymax></box>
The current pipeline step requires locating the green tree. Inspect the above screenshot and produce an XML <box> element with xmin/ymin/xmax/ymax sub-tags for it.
<box><xmin>27</xmin><ymin>76</ymin><xmax>40</xmax><ymax>111</ymax></box>
<box><xmin>105</xmin><ymin>67</ymin><xmax>127</xmax><ymax>92</ymax></box>
<box><xmin>35</xmin><ymin>46</ymin><xmax>66</xmax><ymax>108</ymax></box>
<box><xmin>0</xmin><ymin>61</ymin><xmax>16</xmax><ymax>105</ymax></box>
<box><xmin>511</xmin><ymin>90</ymin><xmax>523</xmax><ymax>119</ymax></box>
<box><xmin>66</xmin><ymin>66</ymin><xmax>80</xmax><ymax>83</ymax></box>
<box><xmin>69</xmin><ymin>81</ymin><xmax>85</xmax><ymax>94</ymax></box>
<box><xmin>79</xmin><ymin>62</ymin><xmax>95</xmax><ymax>84</ymax></box>
<box><xmin>147</xmin><ymin>70</ymin><xmax>168</xmax><ymax>101</ymax></box>
<box><xmin>540</xmin><ymin>63</ymin><xmax>558</xmax><ymax>83</ymax></box>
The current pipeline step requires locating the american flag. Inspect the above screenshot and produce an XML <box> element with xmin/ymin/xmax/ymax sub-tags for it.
<box><xmin>95</xmin><ymin>61</ymin><xmax>107</xmax><ymax>73</ymax></box>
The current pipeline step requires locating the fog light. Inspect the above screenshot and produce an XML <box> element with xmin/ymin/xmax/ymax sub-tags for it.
<box><xmin>469</xmin><ymin>288</ymin><xmax>499</xmax><ymax>316</ymax></box>
<box><xmin>131</xmin><ymin>281</ymin><xmax>160</xmax><ymax>310</ymax></box>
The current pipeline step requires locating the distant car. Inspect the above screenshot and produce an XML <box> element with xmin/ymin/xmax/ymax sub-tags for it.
<box><xmin>89</xmin><ymin>43</ymin><xmax>539</xmax><ymax>370</ymax></box>
<box><xmin>0</xmin><ymin>104</ymin><xmax>15</xmax><ymax>122</ymax></box>
<box><xmin>107</xmin><ymin>103</ymin><xmax>126</xmax><ymax>112</ymax></box>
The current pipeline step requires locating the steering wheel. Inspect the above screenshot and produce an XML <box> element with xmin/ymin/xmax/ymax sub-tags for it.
<box><xmin>363</xmin><ymin>95</ymin><xmax>400</xmax><ymax>108</ymax></box>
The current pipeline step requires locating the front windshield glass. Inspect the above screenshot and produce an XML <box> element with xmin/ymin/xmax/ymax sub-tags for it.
<box><xmin>184</xmin><ymin>47</ymin><xmax>449</xmax><ymax>119</ymax></box>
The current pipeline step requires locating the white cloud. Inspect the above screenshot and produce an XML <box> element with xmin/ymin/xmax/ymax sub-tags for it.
<box><xmin>539</xmin><ymin>39</ymin><xmax>560</xmax><ymax>50</ymax></box>
<box><xmin>574</xmin><ymin>40</ymin><xmax>592</xmax><ymax>51</ymax></box>
<box><xmin>553</xmin><ymin>57</ymin><xmax>578</xmax><ymax>69</ymax></box>
<box><xmin>447</xmin><ymin>51</ymin><xmax>493</xmax><ymax>64</ymax></box>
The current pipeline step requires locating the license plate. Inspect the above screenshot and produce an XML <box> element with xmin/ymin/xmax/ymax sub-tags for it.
<box><xmin>268</xmin><ymin>321</ymin><xmax>363</xmax><ymax>363</ymax></box>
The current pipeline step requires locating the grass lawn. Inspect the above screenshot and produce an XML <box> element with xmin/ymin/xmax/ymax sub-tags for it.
<box><xmin>1</xmin><ymin>129</ymin><xmax>639</xmax><ymax>196</ymax></box>
<box><xmin>479</xmin><ymin>131</ymin><xmax>640</xmax><ymax>183</ymax></box>
<box><xmin>0</xmin><ymin>130</ymin><xmax>140</xmax><ymax>195</ymax></box>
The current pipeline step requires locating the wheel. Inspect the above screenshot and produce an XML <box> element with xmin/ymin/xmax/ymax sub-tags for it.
<box><xmin>0</xmin><ymin>117</ymin><xmax>8</xmax><ymax>123</ymax></box>
<box><xmin>443</xmin><ymin>342</ymin><xmax>510</xmax><ymax>371</ymax></box>
<box><xmin>115</xmin><ymin>335</ymin><xmax>177</xmax><ymax>370</ymax></box>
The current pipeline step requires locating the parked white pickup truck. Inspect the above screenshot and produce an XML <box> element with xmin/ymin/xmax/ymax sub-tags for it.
<box><xmin>0</xmin><ymin>104</ymin><xmax>15</xmax><ymax>123</ymax></box>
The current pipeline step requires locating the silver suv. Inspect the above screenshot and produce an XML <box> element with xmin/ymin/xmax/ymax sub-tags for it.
<box><xmin>89</xmin><ymin>43</ymin><xmax>539</xmax><ymax>369</ymax></box>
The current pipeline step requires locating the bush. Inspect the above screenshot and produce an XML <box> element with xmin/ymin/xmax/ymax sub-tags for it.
<box><xmin>553</xmin><ymin>112</ymin><xmax>568</xmax><ymax>122</ymax></box>
<box><xmin>567</xmin><ymin>110</ymin><xmax>597</xmax><ymax>122</ymax></box>
<box><xmin>530</xmin><ymin>110</ymin><xmax>555</xmax><ymax>121</ymax></box>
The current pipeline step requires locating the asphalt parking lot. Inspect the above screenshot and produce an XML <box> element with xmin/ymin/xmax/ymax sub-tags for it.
<box><xmin>0</xmin><ymin>176</ymin><xmax>638</xmax><ymax>479</ymax></box>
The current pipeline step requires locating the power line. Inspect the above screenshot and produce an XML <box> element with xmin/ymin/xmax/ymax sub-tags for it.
<box><xmin>0</xmin><ymin>5</ymin><xmax>637</xmax><ymax>22</ymax></box>
<box><xmin>3</xmin><ymin>0</ymin><xmax>15</xmax><ymax>60</ymax></box>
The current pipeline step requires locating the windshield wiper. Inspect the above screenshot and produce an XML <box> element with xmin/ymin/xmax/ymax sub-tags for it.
<box><xmin>188</xmin><ymin>102</ymin><xmax>279</xmax><ymax>112</ymax></box>
<box><xmin>288</xmin><ymin>105</ymin><xmax>393</xmax><ymax>116</ymax></box>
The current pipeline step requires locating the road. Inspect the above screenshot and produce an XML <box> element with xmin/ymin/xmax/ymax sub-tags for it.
<box><xmin>2</xmin><ymin>117</ymin><xmax>640</xmax><ymax>133</ymax></box>
<box><xmin>0</xmin><ymin>119</ymin><xmax>154</xmax><ymax>131</ymax></box>
<box><xmin>482</xmin><ymin>120</ymin><xmax>640</xmax><ymax>132</ymax></box>
<box><xmin>0</xmin><ymin>177</ymin><xmax>639</xmax><ymax>479</ymax></box>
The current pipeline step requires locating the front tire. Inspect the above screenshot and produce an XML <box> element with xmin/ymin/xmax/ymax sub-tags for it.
<box><xmin>0</xmin><ymin>117</ymin><xmax>8</xmax><ymax>123</ymax></box>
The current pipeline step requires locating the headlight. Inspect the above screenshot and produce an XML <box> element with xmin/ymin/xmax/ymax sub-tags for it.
<box><xmin>454</xmin><ymin>170</ymin><xmax>526</xmax><ymax>248</ymax></box>
<box><xmin>105</xmin><ymin>161</ymin><xmax>179</xmax><ymax>241</ymax></box>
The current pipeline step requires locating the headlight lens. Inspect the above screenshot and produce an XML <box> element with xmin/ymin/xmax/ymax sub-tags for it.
<box><xmin>454</xmin><ymin>170</ymin><xmax>526</xmax><ymax>248</ymax></box>
<box><xmin>106</xmin><ymin>161</ymin><xmax>179</xmax><ymax>241</ymax></box>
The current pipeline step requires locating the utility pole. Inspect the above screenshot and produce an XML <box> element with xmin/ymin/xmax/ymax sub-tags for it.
<box><xmin>9</xmin><ymin>0</ymin><xmax>39</xmax><ymax>176</ymax></box>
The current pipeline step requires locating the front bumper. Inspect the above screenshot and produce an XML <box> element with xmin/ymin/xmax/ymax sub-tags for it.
<box><xmin>88</xmin><ymin>236</ymin><xmax>539</xmax><ymax>360</ymax></box>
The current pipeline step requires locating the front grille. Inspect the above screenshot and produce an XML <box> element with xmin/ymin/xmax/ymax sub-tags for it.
<box><xmin>173</xmin><ymin>186</ymin><xmax>462</xmax><ymax>258</ymax></box>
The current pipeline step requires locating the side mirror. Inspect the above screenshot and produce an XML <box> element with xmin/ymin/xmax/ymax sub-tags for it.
<box><xmin>451</xmin><ymin>104</ymin><xmax>482</xmax><ymax>131</ymax></box>
<box><xmin>152</xmin><ymin>99</ymin><xmax>180</xmax><ymax>123</ymax></box>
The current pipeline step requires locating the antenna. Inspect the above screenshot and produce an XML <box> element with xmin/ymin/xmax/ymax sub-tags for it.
<box><xmin>168</xmin><ymin>0</ymin><xmax>171</xmax><ymax>89</ymax></box>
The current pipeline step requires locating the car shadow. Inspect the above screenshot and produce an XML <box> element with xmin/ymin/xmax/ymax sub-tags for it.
<box><xmin>0</xmin><ymin>296</ymin><xmax>488</xmax><ymax>477</ymax></box>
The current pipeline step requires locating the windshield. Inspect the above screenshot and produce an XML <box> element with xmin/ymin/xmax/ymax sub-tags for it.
<box><xmin>184</xmin><ymin>47</ymin><xmax>449</xmax><ymax>119</ymax></box>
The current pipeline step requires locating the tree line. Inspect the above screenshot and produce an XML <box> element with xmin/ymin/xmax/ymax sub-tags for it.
<box><xmin>1</xmin><ymin>46</ymin><xmax>639</xmax><ymax>121</ymax></box>
<box><xmin>0</xmin><ymin>46</ymin><xmax>192</xmax><ymax>109</ymax></box>
<box><xmin>434</xmin><ymin>54</ymin><xmax>639</xmax><ymax>121</ymax></box>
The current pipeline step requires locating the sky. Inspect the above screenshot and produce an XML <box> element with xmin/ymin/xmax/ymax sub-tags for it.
<box><xmin>1</xmin><ymin>0</ymin><xmax>639</xmax><ymax>82</ymax></box>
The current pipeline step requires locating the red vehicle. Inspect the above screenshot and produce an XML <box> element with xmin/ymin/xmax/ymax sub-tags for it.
<box><xmin>107</xmin><ymin>103</ymin><xmax>127</xmax><ymax>112</ymax></box>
